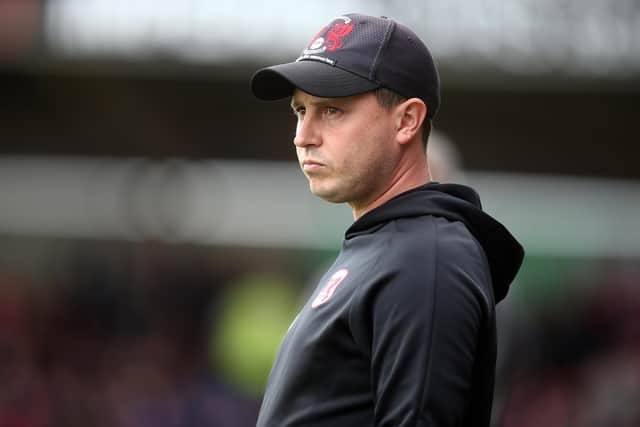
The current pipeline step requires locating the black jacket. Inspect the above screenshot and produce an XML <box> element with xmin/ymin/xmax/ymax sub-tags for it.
<box><xmin>256</xmin><ymin>183</ymin><xmax>524</xmax><ymax>427</ymax></box>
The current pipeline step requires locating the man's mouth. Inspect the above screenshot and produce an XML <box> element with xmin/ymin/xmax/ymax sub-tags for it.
<box><xmin>302</xmin><ymin>160</ymin><xmax>325</xmax><ymax>172</ymax></box>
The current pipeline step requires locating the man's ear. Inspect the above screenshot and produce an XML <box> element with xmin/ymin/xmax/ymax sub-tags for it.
<box><xmin>395</xmin><ymin>98</ymin><xmax>427</xmax><ymax>145</ymax></box>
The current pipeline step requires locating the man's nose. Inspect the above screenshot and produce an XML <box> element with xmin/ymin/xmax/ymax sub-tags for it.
<box><xmin>293</xmin><ymin>117</ymin><xmax>321</xmax><ymax>147</ymax></box>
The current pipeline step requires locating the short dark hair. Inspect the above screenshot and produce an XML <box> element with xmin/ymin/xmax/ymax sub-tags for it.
<box><xmin>374</xmin><ymin>87</ymin><xmax>432</xmax><ymax>148</ymax></box>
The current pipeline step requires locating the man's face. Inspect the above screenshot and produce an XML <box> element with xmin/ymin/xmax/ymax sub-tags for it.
<box><xmin>290</xmin><ymin>90</ymin><xmax>399</xmax><ymax>208</ymax></box>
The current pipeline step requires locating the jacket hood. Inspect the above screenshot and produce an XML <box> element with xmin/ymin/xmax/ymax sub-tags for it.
<box><xmin>345</xmin><ymin>182</ymin><xmax>524</xmax><ymax>303</ymax></box>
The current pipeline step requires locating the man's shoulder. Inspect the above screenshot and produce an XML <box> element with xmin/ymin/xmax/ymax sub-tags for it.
<box><xmin>389</xmin><ymin>214</ymin><xmax>480</xmax><ymax>255</ymax></box>
<box><xmin>386</xmin><ymin>214</ymin><xmax>491</xmax><ymax>284</ymax></box>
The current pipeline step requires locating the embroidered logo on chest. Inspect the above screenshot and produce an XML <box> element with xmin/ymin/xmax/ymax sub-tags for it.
<box><xmin>312</xmin><ymin>268</ymin><xmax>349</xmax><ymax>308</ymax></box>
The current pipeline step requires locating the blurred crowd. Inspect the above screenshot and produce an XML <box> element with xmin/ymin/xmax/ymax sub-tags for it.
<box><xmin>0</xmin><ymin>241</ymin><xmax>638</xmax><ymax>427</ymax></box>
<box><xmin>0</xmin><ymin>243</ymin><xmax>261</xmax><ymax>427</ymax></box>
<box><xmin>498</xmin><ymin>261</ymin><xmax>640</xmax><ymax>427</ymax></box>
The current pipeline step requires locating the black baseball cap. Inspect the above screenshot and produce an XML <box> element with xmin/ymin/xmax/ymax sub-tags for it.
<box><xmin>251</xmin><ymin>13</ymin><xmax>440</xmax><ymax>119</ymax></box>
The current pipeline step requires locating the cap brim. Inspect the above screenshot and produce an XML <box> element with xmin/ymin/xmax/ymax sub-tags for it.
<box><xmin>251</xmin><ymin>60</ymin><xmax>379</xmax><ymax>101</ymax></box>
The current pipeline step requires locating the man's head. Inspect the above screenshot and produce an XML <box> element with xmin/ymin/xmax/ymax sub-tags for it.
<box><xmin>251</xmin><ymin>14</ymin><xmax>440</xmax><ymax>216</ymax></box>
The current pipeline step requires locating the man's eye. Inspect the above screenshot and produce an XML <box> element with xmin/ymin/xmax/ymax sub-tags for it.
<box><xmin>324</xmin><ymin>107</ymin><xmax>340</xmax><ymax>117</ymax></box>
<box><xmin>292</xmin><ymin>107</ymin><xmax>305</xmax><ymax>117</ymax></box>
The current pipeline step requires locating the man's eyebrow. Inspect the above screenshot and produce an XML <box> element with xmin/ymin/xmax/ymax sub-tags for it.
<box><xmin>310</xmin><ymin>99</ymin><xmax>334</xmax><ymax>106</ymax></box>
<box><xmin>291</xmin><ymin>97</ymin><xmax>343</xmax><ymax>109</ymax></box>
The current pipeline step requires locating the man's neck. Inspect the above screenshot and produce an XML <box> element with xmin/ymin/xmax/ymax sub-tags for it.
<box><xmin>350</xmin><ymin>157</ymin><xmax>431</xmax><ymax>220</ymax></box>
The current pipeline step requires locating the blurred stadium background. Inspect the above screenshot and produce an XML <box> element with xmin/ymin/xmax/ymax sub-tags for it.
<box><xmin>1</xmin><ymin>1</ymin><xmax>639</xmax><ymax>426</ymax></box>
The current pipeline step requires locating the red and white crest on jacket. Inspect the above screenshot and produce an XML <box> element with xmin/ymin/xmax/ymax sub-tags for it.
<box><xmin>303</xmin><ymin>16</ymin><xmax>354</xmax><ymax>55</ymax></box>
<box><xmin>312</xmin><ymin>268</ymin><xmax>349</xmax><ymax>308</ymax></box>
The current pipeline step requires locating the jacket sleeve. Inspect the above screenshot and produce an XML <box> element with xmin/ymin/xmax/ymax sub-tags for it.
<box><xmin>348</xmin><ymin>219</ymin><xmax>494</xmax><ymax>427</ymax></box>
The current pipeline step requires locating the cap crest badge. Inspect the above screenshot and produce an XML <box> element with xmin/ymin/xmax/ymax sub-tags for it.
<box><xmin>302</xmin><ymin>16</ymin><xmax>353</xmax><ymax>56</ymax></box>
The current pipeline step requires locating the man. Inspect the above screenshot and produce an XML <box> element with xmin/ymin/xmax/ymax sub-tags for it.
<box><xmin>250</xmin><ymin>13</ymin><xmax>524</xmax><ymax>427</ymax></box>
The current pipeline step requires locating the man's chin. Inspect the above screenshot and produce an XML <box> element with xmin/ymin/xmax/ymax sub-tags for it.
<box><xmin>308</xmin><ymin>183</ymin><xmax>345</xmax><ymax>204</ymax></box>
